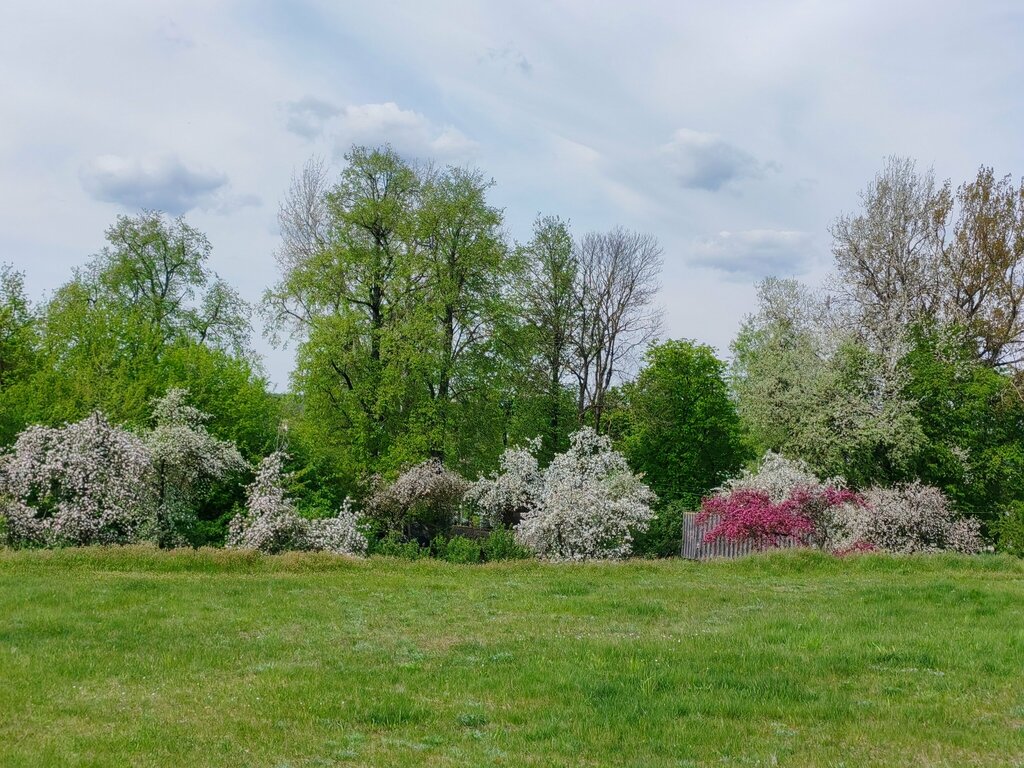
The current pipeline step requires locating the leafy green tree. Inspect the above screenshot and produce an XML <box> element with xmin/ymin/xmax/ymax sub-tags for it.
<box><xmin>732</xmin><ymin>278</ymin><xmax>922</xmax><ymax>487</ymax></box>
<box><xmin>266</xmin><ymin>147</ymin><xmax>425</xmax><ymax>480</ymax></box>
<box><xmin>267</xmin><ymin>147</ymin><xmax>523</xmax><ymax>483</ymax></box>
<box><xmin>623</xmin><ymin>340</ymin><xmax>746</xmax><ymax>507</ymax></box>
<box><xmin>416</xmin><ymin>165</ymin><xmax>515</xmax><ymax>467</ymax></box>
<box><xmin>0</xmin><ymin>265</ymin><xmax>40</xmax><ymax>443</ymax></box>
<box><xmin>18</xmin><ymin>213</ymin><xmax>277</xmax><ymax>459</ymax></box>
<box><xmin>515</xmin><ymin>216</ymin><xmax>578</xmax><ymax>461</ymax></box>
<box><xmin>618</xmin><ymin>340</ymin><xmax>746</xmax><ymax>556</ymax></box>
<box><xmin>902</xmin><ymin>324</ymin><xmax>1024</xmax><ymax>522</ymax></box>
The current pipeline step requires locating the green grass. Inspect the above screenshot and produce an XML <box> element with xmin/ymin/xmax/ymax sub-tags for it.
<box><xmin>1</xmin><ymin>548</ymin><xmax>1023</xmax><ymax>767</ymax></box>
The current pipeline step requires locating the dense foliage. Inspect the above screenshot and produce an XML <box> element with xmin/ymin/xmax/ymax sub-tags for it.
<box><xmin>1</xmin><ymin>149</ymin><xmax>1022</xmax><ymax>559</ymax></box>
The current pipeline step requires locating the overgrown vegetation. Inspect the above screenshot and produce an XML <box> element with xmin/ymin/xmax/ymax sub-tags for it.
<box><xmin>0</xmin><ymin>150</ymin><xmax>1022</xmax><ymax>559</ymax></box>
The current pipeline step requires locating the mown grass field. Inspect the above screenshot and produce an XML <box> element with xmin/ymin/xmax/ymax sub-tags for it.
<box><xmin>1</xmin><ymin>548</ymin><xmax>1023</xmax><ymax>767</ymax></box>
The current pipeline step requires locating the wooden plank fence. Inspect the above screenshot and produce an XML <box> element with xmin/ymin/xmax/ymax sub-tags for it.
<box><xmin>681</xmin><ymin>512</ymin><xmax>808</xmax><ymax>560</ymax></box>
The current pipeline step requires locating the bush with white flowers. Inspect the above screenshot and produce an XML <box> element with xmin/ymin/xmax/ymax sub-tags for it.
<box><xmin>837</xmin><ymin>481</ymin><xmax>983</xmax><ymax>554</ymax></box>
<box><xmin>227</xmin><ymin>451</ymin><xmax>366</xmax><ymax>555</ymax></box>
<box><xmin>478</xmin><ymin>428</ymin><xmax>655</xmax><ymax>561</ymax></box>
<box><xmin>0</xmin><ymin>412</ymin><xmax>155</xmax><ymax>547</ymax></box>
<box><xmin>366</xmin><ymin>459</ymin><xmax>469</xmax><ymax>539</ymax></box>
<box><xmin>464</xmin><ymin>437</ymin><xmax>542</xmax><ymax>528</ymax></box>
<box><xmin>145</xmin><ymin>388</ymin><xmax>248</xmax><ymax>545</ymax></box>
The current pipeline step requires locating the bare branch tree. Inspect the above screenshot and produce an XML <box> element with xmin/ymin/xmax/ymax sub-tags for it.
<box><xmin>571</xmin><ymin>227</ymin><xmax>663</xmax><ymax>430</ymax></box>
<box><xmin>829</xmin><ymin>156</ymin><xmax>951</xmax><ymax>359</ymax></box>
<box><xmin>946</xmin><ymin>167</ymin><xmax>1024</xmax><ymax>367</ymax></box>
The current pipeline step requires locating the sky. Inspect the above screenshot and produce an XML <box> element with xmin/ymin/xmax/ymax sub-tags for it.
<box><xmin>2</xmin><ymin>0</ymin><xmax>1023</xmax><ymax>388</ymax></box>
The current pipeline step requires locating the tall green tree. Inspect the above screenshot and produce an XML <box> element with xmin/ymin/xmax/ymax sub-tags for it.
<box><xmin>515</xmin><ymin>216</ymin><xmax>578</xmax><ymax>461</ymax></box>
<box><xmin>266</xmin><ymin>147</ymin><xmax>425</xmax><ymax>478</ymax></box>
<box><xmin>0</xmin><ymin>265</ymin><xmax>40</xmax><ymax>442</ymax></box>
<box><xmin>731</xmin><ymin>278</ymin><xmax>923</xmax><ymax>487</ymax></box>
<box><xmin>622</xmin><ymin>340</ymin><xmax>746</xmax><ymax>509</ymax></box>
<box><xmin>22</xmin><ymin>213</ymin><xmax>276</xmax><ymax>456</ymax></box>
<box><xmin>903</xmin><ymin>324</ymin><xmax>1024</xmax><ymax>522</ymax></box>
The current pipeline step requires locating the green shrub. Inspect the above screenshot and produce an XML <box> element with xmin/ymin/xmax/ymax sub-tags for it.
<box><xmin>481</xmin><ymin>528</ymin><xmax>532</xmax><ymax>561</ymax></box>
<box><xmin>370</xmin><ymin>532</ymin><xmax>427</xmax><ymax>560</ymax></box>
<box><xmin>993</xmin><ymin>502</ymin><xmax>1024</xmax><ymax>557</ymax></box>
<box><xmin>631</xmin><ymin>501</ymin><xmax>687</xmax><ymax>558</ymax></box>
<box><xmin>438</xmin><ymin>535</ymin><xmax>483</xmax><ymax>564</ymax></box>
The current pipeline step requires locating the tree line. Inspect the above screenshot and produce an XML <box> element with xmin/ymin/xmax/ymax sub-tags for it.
<box><xmin>0</xmin><ymin>148</ymin><xmax>1021</xmax><ymax>556</ymax></box>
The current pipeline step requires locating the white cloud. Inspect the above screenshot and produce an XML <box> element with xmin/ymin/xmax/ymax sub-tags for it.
<box><xmin>332</xmin><ymin>102</ymin><xmax>478</xmax><ymax>162</ymax></box>
<box><xmin>660</xmin><ymin>129</ymin><xmax>766</xmax><ymax>191</ymax></box>
<box><xmin>689</xmin><ymin>229</ymin><xmax>815</xmax><ymax>279</ymax></box>
<box><xmin>284</xmin><ymin>96</ymin><xmax>340</xmax><ymax>140</ymax></box>
<box><xmin>79</xmin><ymin>154</ymin><xmax>261</xmax><ymax>216</ymax></box>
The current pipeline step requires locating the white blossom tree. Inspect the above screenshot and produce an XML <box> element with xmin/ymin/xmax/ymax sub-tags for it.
<box><xmin>0</xmin><ymin>412</ymin><xmax>154</xmax><ymax>547</ymax></box>
<box><xmin>365</xmin><ymin>459</ymin><xmax>469</xmax><ymax>540</ymax></box>
<box><xmin>478</xmin><ymin>428</ymin><xmax>655</xmax><ymax>560</ymax></box>
<box><xmin>144</xmin><ymin>388</ymin><xmax>248</xmax><ymax>545</ymax></box>
<box><xmin>227</xmin><ymin>451</ymin><xmax>366</xmax><ymax>555</ymax></box>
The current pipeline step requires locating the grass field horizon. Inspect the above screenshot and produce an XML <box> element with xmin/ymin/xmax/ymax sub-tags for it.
<box><xmin>2</xmin><ymin>547</ymin><xmax>1023</xmax><ymax>767</ymax></box>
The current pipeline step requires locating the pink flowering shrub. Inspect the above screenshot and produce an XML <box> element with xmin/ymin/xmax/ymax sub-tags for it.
<box><xmin>700</xmin><ymin>452</ymin><xmax>866</xmax><ymax>551</ymax></box>
<box><xmin>697</xmin><ymin>486</ymin><xmax>863</xmax><ymax>550</ymax></box>
<box><xmin>0</xmin><ymin>412</ymin><xmax>155</xmax><ymax>547</ymax></box>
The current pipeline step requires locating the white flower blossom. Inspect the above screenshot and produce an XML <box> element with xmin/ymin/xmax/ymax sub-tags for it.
<box><xmin>0</xmin><ymin>413</ymin><xmax>155</xmax><ymax>547</ymax></box>
<box><xmin>835</xmin><ymin>481</ymin><xmax>983</xmax><ymax>554</ymax></box>
<box><xmin>479</xmin><ymin>428</ymin><xmax>655</xmax><ymax>561</ymax></box>
<box><xmin>227</xmin><ymin>451</ymin><xmax>366</xmax><ymax>556</ymax></box>
<box><xmin>145</xmin><ymin>388</ymin><xmax>248</xmax><ymax>545</ymax></box>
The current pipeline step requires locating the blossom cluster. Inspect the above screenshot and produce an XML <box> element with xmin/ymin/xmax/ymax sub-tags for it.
<box><xmin>464</xmin><ymin>437</ymin><xmax>542</xmax><ymax>528</ymax></box>
<box><xmin>227</xmin><ymin>452</ymin><xmax>366</xmax><ymax>556</ymax></box>
<box><xmin>477</xmin><ymin>428</ymin><xmax>656</xmax><ymax>561</ymax></box>
<box><xmin>837</xmin><ymin>481</ymin><xmax>983</xmax><ymax>554</ymax></box>
<box><xmin>366</xmin><ymin>459</ymin><xmax>468</xmax><ymax>537</ymax></box>
<box><xmin>702</xmin><ymin>452</ymin><xmax>984</xmax><ymax>555</ymax></box>
<box><xmin>145</xmin><ymin>389</ymin><xmax>248</xmax><ymax>545</ymax></box>
<box><xmin>0</xmin><ymin>413</ymin><xmax>155</xmax><ymax>547</ymax></box>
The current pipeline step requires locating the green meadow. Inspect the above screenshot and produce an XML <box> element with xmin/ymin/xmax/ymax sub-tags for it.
<box><xmin>2</xmin><ymin>548</ymin><xmax>1023</xmax><ymax>767</ymax></box>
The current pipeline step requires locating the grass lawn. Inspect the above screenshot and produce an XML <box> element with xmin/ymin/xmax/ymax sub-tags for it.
<box><xmin>1</xmin><ymin>548</ymin><xmax>1023</xmax><ymax>767</ymax></box>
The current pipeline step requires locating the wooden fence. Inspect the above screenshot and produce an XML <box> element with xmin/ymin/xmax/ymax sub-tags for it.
<box><xmin>681</xmin><ymin>513</ymin><xmax>808</xmax><ymax>560</ymax></box>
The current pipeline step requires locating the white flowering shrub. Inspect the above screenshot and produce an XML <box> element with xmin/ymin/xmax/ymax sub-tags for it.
<box><xmin>366</xmin><ymin>459</ymin><xmax>469</xmax><ymax>539</ymax></box>
<box><xmin>835</xmin><ymin>481</ymin><xmax>984</xmax><ymax>554</ymax></box>
<box><xmin>718</xmin><ymin>451</ymin><xmax>836</xmax><ymax>503</ymax></box>
<box><xmin>227</xmin><ymin>452</ymin><xmax>366</xmax><ymax>555</ymax></box>
<box><xmin>226</xmin><ymin>452</ymin><xmax>304</xmax><ymax>553</ymax></box>
<box><xmin>305</xmin><ymin>499</ymin><xmax>368</xmax><ymax>556</ymax></box>
<box><xmin>0</xmin><ymin>413</ymin><xmax>155</xmax><ymax>547</ymax></box>
<box><xmin>512</xmin><ymin>428</ymin><xmax>656</xmax><ymax>561</ymax></box>
<box><xmin>145</xmin><ymin>389</ymin><xmax>248</xmax><ymax>545</ymax></box>
<box><xmin>464</xmin><ymin>437</ymin><xmax>542</xmax><ymax>527</ymax></box>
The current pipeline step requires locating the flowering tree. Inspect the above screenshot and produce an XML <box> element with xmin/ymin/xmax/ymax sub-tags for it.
<box><xmin>145</xmin><ymin>389</ymin><xmax>248</xmax><ymax>545</ymax></box>
<box><xmin>698</xmin><ymin>486</ymin><xmax>862</xmax><ymax>550</ymax></box>
<box><xmin>464</xmin><ymin>437</ymin><xmax>542</xmax><ymax>528</ymax></box>
<box><xmin>365</xmin><ymin>459</ymin><xmax>469</xmax><ymax>540</ymax></box>
<box><xmin>701</xmin><ymin>452</ymin><xmax>865</xmax><ymax>550</ymax></box>
<box><xmin>508</xmin><ymin>427</ymin><xmax>655</xmax><ymax>560</ymax></box>
<box><xmin>0</xmin><ymin>412</ymin><xmax>154</xmax><ymax>547</ymax></box>
<box><xmin>837</xmin><ymin>481</ymin><xmax>983</xmax><ymax>554</ymax></box>
<box><xmin>227</xmin><ymin>451</ymin><xmax>366</xmax><ymax>555</ymax></box>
